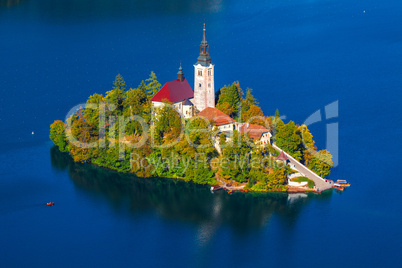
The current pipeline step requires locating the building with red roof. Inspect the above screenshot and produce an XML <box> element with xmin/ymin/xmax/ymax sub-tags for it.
<box><xmin>150</xmin><ymin>24</ymin><xmax>272</xmax><ymax>147</ymax></box>
<box><xmin>276</xmin><ymin>151</ymin><xmax>289</xmax><ymax>162</ymax></box>
<box><xmin>151</xmin><ymin>65</ymin><xmax>194</xmax><ymax>119</ymax></box>
<box><xmin>197</xmin><ymin>107</ymin><xmax>236</xmax><ymax>132</ymax></box>
<box><xmin>151</xmin><ymin>24</ymin><xmax>216</xmax><ymax>119</ymax></box>
<box><xmin>239</xmin><ymin>123</ymin><xmax>271</xmax><ymax>144</ymax></box>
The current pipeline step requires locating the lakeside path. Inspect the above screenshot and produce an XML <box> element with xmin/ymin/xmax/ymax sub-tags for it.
<box><xmin>272</xmin><ymin>144</ymin><xmax>333</xmax><ymax>191</ymax></box>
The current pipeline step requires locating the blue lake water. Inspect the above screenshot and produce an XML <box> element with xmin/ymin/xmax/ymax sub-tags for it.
<box><xmin>0</xmin><ymin>0</ymin><xmax>401</xmax><ymax>267</ymax></box>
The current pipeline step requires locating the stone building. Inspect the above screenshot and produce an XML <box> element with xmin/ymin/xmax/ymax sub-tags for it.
<box><xmin>151</xmin><ymin>24</ymin><xmax>215</xmax><ymax>118</ymax></box>
<box><xmin>150</xmin><ymin>24</ymin><xmax>273</xmax><ymax>148</ymax></box>
<box><xmin>193</xmin><ymin>23</ymin><xmax>215</xmax><ymax>112</ymax></box>
<box><xmin>239</xmin><ymin>123</ymin><xmax>271</xmax><ymax>145</ymax></box>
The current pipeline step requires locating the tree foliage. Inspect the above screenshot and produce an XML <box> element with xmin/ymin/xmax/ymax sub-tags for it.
<box><xmin>216</xmin><ymin>82</ymin><xmax>242</xmax><ymax>119</ymax></box>
<box><xmin>275</xmin><ymin>120</ymin><xmax>303</xmax><ymax>161</ymax></box>
<box><xmin>50</xmin><ymin>120</ymin><xmax>68</xmax><ymax>152</ymax></box>
<box><xmin>308</xmin><ymin>150</ymin><xmax>333</xmax><ymax>177</ymax></box>
<box><xmin>49</xmin><ymin>73</ymin><xmax>333</xmax><ymax>190</ymax></box>
<box><xmin>145</xmin><ymin>71</ymin><xmax>161</xmax><ymax>97</ymax></box>
<box><xmin>106</xmin><ymin>74</ymin><xmax>126</xmax><ymax>114</ymax></box>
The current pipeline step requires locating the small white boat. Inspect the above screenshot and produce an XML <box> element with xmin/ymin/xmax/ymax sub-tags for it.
<box><xmin>210</xmin><ymin>185</ymin><xmax>223</xmax><ymax>192</ymax></box>
<box><xmin>333</xmin><ymin>183</ymin><xmax>344</xmax><ymax>191</ymax></box>
<box><xmin>336</xmin><ymin>180</ymin><xmax>351</xmax><ymax>187</ymax></box>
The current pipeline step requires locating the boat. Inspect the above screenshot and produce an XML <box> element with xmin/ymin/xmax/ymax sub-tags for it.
<box><xmin>336</xmin><ymin>180</ymin><xmax>351</xmax><ymax>187</ymax></box>
<box><xmin>46</xmin><ymin>202</ymin><xmax>55</xmax><ymax>206</ymax></box>
<box><xmin>333</xmin><ymin>183</ymin><xmax>344</xmax><ymax>191</ymax></box>
<box><xmin>210</xmin><ymin>185</ymin><xmax>223</xmax><ymax>192</ymax></box>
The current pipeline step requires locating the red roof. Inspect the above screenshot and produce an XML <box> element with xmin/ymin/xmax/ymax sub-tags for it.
<box><xmin>151</xmin><ymin>78</ymin><xmax>194</xmax><ymax>103</ymax></box>
<box><xmin>277</xmin><ymin>151</ymin><xmax>288</xmax><ymax>161</ymax></box>
<box><xmin>197</xmin><ymin>107</ymin><xmax>235</xmax><ymax>126</ymax></box>
<box><xmin>239</xmin><ymin>123</ymin><xmax>269</xmax><ymax>140</ymax></box>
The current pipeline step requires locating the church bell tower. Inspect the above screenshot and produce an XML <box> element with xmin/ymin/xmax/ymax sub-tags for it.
<box><xmin>194</xmin><ymin>23</ymin><xmax>215</xmax><ymax>112</ymax></box>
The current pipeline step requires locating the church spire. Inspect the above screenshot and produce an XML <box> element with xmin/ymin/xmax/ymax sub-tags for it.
<box><xmin>196</xmin><ymin>23</ymin><xmax>212</xmax><ymax>66</ymax></box>
<box><xmin>177</xmin><ymin>62</ymin><xmax>184</xmax><ymax>82</ymax></box>
<box><xmin>202</xmin><ymin>23</ymin><xmax>207</xmax><ymax>43</ymax></box>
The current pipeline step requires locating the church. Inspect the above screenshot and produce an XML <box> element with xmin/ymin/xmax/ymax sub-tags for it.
<box><xmin>151</xmin><ymin>24</ymin><xmax>271</xmax><ymax>145</ymax></box>
<box><xmin>151</xmin><ymin>23</ymin><xmax>215</xmax><ymax>118</ymax></box>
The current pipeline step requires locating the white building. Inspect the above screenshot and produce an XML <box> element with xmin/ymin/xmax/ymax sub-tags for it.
<box><xmin>151</xmin><ymin>24</ymin><xmax>215</xmax><ymax>118</ymax></box>
<box><xmin>193</xmin><ymin>23</ymin><xmax>215</xmax><ymax>112</ymax></box>
<box><xmin>150</xmin><ymin>65</ymin><xmax>194</xmax><ymax>119</ymax></box>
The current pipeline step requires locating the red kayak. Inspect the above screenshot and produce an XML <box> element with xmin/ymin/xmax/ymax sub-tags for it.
<box><xmin>46</xmin><ymin>202</ymin><xmax>55</xmax><ymax>206</ymax></box>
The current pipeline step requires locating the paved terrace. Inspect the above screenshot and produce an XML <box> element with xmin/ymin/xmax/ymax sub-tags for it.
<box><xmin>272</xmin><ymin>144</ymin><xmax>333</xmax><ymax>191</ymax></box>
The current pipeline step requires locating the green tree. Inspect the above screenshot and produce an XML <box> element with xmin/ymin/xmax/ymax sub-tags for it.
<box><xmin>137</xmin><ymin>80</ymin><xmax>148</xmax><ymax>95</ymax></box>
<box><xmin>219</xmin><ymin>133</ymin><xmax>226</xmax><ymax>147</ymax></box>
<box><xmin>272</xmin><ymin>109</ymin><xmax>283</xmax><ymax>139</ymax></box>
<box><xmin>106</xmin><ymin>74</ymin><xmax>126</xmax><ymax>114</ymax></box>
<box><xmin>242</xmin><ymin>88</ymin><xmax>257</xmax><ymax>111</ymax></box>
<box><xmin>216</xmin><ymin>82</ymin><xmax>242</xmax><ymax>119</ymax></box>
<box><xmin>145</xmin><ymin>71</ymin><xmax>161</xmax><ymax>97</ymax></box>
<box><xmin>298</xmin><ymin>124</ymin><xmax>315</xmax><ymax>150</ymax></box>
<box><xmin>242</xmin><ymin>104</ymin><xmax>264</xmax><ymax>122</ymax></box>
<box><xmin>83</xmin><ymin>93</ymin><xmax>104</xmax><ymax>131</ymax></box>
<box><xmin>122</xmin><ymin>87</ymin><xmax>149</xmax><ymax>136</ymax></box>
<box><xmin>216</xmin><ymin>102</ymin><xmax>233</xmax><ymax>117</ymax></box>
<box><xmin>308</xmin><ymin>150</ymin><xmax>333</xmax><ymax>177</ymax></box>
<box><xmin>219</xmin><ymin>130</ymin><xmax>252</xmax><ymax>183</ymax></box>
<box><xmin>154</xmin><ymin>102</ymin><xmax>182</xmax><ymax>145</ymax></box>
<box><xmin>275</xmin><ymin>109</ymin><xmax>280</xmax><ymax>118</ymax></box>
<box><xmin>124</xmin><ymin>87</ymin><xmax>147</xmax><ymax>116</ymax></box>
<box><xmin>50</xmin><ymin>120</ymin><xmax>69</xmax><ymax>152</ymax></box>
<box><xmin>275</xmin><ymin>120</ymin><xmax>303</xmax><ymax>161</ymax></box>
<box><xmin>68</xmin><ymin>117</ymin><xmax>96</xmax><ymax>163</ymax></box>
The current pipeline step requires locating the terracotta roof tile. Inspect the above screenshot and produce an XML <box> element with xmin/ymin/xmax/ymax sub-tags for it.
<box><xmin>197</xmin><ymin>107</ymin><xmax>235</xmax><ymax>126</ymax></box>
<box><xmin>239</xmin><ymin>123</ymin><xmax>269</xmax><ymax>140</ymax></box>
<box><xmin>276</xmin><ymin>151</ymin><xmax>288</xmax><ymax>161</ymax></box>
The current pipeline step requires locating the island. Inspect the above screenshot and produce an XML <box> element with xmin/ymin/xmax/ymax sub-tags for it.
<box><xmin>50</xmin><ymin>24</ymin><xmax>334</xmax><ymax>193</ymax></box>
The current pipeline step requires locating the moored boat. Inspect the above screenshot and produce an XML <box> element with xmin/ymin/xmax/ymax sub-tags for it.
<box><xmin>210</xmin><ymin>185</ymin><xmax>223</xmax><ymax>192</ymax></box>
<box><xmin>333</xmin><ymin>183</ymin><xmax>345</xmax><ymax>190</ymax></box>
<box><xmin>333</xmin><ymin>185</ymin><xmax>344</xmax><ymax>191</ymax></box>
<box><xmin>336</xmin><ymin>180</ymin><xmax>351</xmax><ymax>187</ymax></box>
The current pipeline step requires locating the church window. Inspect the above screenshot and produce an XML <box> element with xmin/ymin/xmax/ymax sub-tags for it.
<box><xmin>199</xmin><ymin>83</ymin><xmax>202</xmax><ymax>87</ymax></box>
<box><xmin>198</xmin><ymin>70</ymin><xmax>202</xmax><ymax>76</ymax></box>
<box><xmin>208</xmin><ymin>83</ymin><xmax>211</xmax><ymax>88</ymax></box>
<box><xmin>208</xmin><ymin>69</ymin><xmax>212</xmax><ymax>76</ymax></box>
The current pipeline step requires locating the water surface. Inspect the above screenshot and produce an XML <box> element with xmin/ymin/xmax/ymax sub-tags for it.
<box><xmin>0</xmin><ymin>0</ymin><xmax>401</xmax><ymax>267</ymax></box>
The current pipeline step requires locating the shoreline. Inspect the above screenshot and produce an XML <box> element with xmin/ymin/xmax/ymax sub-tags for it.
<box><xmin>55</xmin><ymin>147</ymin><xmax>329</xmax><ymax>195</ymax></box>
